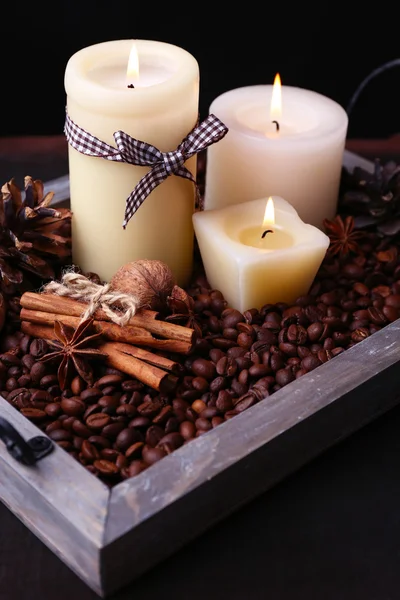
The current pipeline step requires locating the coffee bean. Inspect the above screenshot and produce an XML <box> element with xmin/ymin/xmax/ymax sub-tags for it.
<box><xmin>72</xmin><ymin>419</ymin><xmax>92</xmax><ymax>438</ymax></box>
<box><xmin>20</xmin><ymin>407</ymin><xmax>46</xmax><ymax>421</ymax></box>
<box><xmin>81</xmin><ymin>440</ymin><xmax>101</xmax><ymax>461</ymax></box>
<box><xmin>30</xmin><ymin>362</ymin><xmax>47</xmax><ymax>384</ymax></box>
<box><xmin>195</xmin><ymin>417</ymin><xmax>212</xmax><ymax>431</ymax></box>
<box><xmin>71</xmin><ymin>376</ymin><xmax>86</xmax><ymax>395</ymax></box>
<box><xmin>30</xmin><ymin>339</ymin><xmax>48</xmax><ymax>358</ymax></box>
<box><xmin>125</xmin><ymin>442</ymin><xmax>145</xmax><ymax>459</ymax></box>
<box><xmin>45</xmin><ymin>402</ymin><xmax>62</xmax><ymax>418</ymax></box>
<box><xmin>88</xmin><ymin>435</ymin><xmax>111</xmax><ymax>449</ymax></box>
<box><xmin>49</xmin><ymin>429</ymin><xmax>73</xmax><ymax>442</ymax></box>
<box><xmin>142</xmin><ymin>445</ymin><xmax>167</xmax><ymax>465</ymax></box>
<box><xmin>93</xmin><ymin>459</ymin><xmax>119</xmax><ymax>475</ymax></box>
<box><xmin>86</xmin><ymin>413</ymin><xmax>111</xmax><ymax>430</ymax></box>
<box><xmin>115</xmin><ymin>428</ymin><xmax>141</xmax><ymax>451</ymax></box>
<box><xmin>383</xmin><ymin>305</ymin><xmax>399</xmax><ymax>322</ymax></box>
<box><xmin>102</xmin><ymin>422</ymin><xmax>126</xmax><ymax>439</ymax></box>
<box><xmin>96</xmin><ymin>374</ymin><xmax>125</xmax><ymax>388</ymax></box>
<box><xmin>179</xmin><ymin>421</ymin><xmax>196</xmax><ymax>440</ymax></box>
<box><xmin>80</xmin><ymin>387</ymin><xmax>103</xmax><ymax>403</ymax></box>
<box><xmin>157</xmin><ymin>432</ymin><xmax>184</xmax><ymax>450</ymax></box>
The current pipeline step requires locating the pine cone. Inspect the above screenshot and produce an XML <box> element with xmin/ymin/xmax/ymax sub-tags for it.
<box><xmin>0</xmin><ymin>176</ymin><xmax>72</xmax><ymax>294</ymax></box>
<box><xmin>339</xmin><ymin>159</ymin><xmax>400</xmax><ymax>236</ymax></box>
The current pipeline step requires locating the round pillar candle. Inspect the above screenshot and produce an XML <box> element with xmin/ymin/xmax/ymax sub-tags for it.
<box><xmin>193</xmin><ymin>196</ymin><xmax>330</xmax><ymax>312</ymax></box>
<box><xmin>64</xmin><ymin>39</ymin><xmax>199</xmax><ymax>285</ymax></box>
<box><xmin>204</xmin><ymin>82</ymin><xmax>348</xmax><ymax>228</ymax></box>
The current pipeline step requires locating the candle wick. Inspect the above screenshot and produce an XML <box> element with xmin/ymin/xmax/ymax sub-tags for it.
<box><xmin>272</xmin><ymin>120</ymin><xmax>280</xmax><ymax>132</ymax></box>
<box><xmin>261</xmin><ymin>229</ymin><xmax>274</xmax><ymax>239</ymax></box>
<box><xmin>127</xmin><ymin>83</ymin><xmax>135</xmax><ymax>89</ymax></box>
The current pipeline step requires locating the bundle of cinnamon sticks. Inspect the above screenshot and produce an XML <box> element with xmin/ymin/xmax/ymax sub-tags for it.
<box><xmin>20</xmin><ymin>292</ymin><xmax>197</xmax><ymax>392</ymax></box>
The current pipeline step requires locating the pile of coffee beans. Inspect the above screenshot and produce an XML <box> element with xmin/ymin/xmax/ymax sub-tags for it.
<box><xmin>0</xmin><ymin>230</ymin><xmax>399</xmax><ymax>486</ymax></box>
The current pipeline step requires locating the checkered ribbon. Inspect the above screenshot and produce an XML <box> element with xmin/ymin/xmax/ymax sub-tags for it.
<box><xmin>64</xmin><ymin>111</ymin><xmax>228</xmax><ymax>228</ymax></box>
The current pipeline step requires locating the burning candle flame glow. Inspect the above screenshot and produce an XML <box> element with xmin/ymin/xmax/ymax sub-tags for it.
<box><xmin>126</xmin><ymin>41</ymin><xmax>139</xmax><ymax>86</ymax></box>
<box><xmin>270</xmin><ymin>73</ymin><xmax>282</xmax><ymax>121</ymax></box>
<box><xmin>263</xmin><ymin>197</ymin><xmax>275</xmax><ymax>227</ymax></box>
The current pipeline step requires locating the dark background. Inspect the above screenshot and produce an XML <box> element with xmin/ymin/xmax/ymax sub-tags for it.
<box><xmin>0</xmin><ymin>4</ymin><xmax>399</xmax><ymax>139</ymax></box>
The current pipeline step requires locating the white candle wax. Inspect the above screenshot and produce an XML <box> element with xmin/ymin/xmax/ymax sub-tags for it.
<box><xmin>64</xmin><ymin>39</ymin><xmax>199</xmax><ymax>285</ymax></box>
<box><xmin>204</xmin><ymin>85</ymin><xmax>348</xmax><ymax>228</ymax></box>
<box><xmin>193</xmin><ymin>196</ymin><xmax>330</xmax><ymax>312</ymax></box>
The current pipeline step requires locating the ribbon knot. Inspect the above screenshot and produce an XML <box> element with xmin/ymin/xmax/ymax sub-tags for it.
<box><xmin>163</xmin><ymin>150</ymin><xmax>185</xmax><ymax>175</ymax></box>
<box><xmin>64</xmin><ymin>110</ymin><xmax>229</xmax><ymax>228</ymax></box>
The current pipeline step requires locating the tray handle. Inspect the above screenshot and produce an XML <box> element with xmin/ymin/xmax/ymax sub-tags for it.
<box><xmin>0</xmin><ymin>417</ymin><xmax>53</xmax><ymax>465</ymax></box>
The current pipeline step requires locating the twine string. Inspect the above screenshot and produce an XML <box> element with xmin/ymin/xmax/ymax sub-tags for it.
<box><xmin>44</xmin><ymin>272</ymin><xmax>140</xmax><ymax>326</ymax></box>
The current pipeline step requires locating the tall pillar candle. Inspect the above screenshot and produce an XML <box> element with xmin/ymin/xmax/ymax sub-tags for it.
<box><xmin>64</xmin><ymin>39</ymin><xmax>199</xmax><ymax>285</ymax></box>
<box><xmin>204</xmin><ymin>80</ymin><xmax>348</xmax><ymax>228</ymax></box>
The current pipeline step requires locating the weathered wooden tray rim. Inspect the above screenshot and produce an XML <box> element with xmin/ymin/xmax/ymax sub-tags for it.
<box><xmin>1</xmin><ymin>317</ymin><xmax>399</xmax><ymax>547</ymax></box>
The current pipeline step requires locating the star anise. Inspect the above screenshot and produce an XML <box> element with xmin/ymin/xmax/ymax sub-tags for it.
<box><xmin>40</xmin><ymin>318</ymin><xmax>108</xmax><ymax>390</ymax></box>
<box><xmin>165</xmin><ymin>285</ymin><xmax>203</xmax><ymax>338</ymax></box>
<box><xmin>323</xmin><ymin>214</ymin><xmax>364</xmax><ymax>258</ymax></box>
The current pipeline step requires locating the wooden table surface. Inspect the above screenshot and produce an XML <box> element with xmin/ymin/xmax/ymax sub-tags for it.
<box><xmin>1</xmin><ymin>136</ymin><xmax>400</xmax><ymax>600</ymax></box>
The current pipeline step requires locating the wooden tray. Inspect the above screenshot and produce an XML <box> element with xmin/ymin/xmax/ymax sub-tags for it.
<box><xmin>1</xmin><ymin>151</ymin><xmax>399</xmax><ymax>598</ymax></box>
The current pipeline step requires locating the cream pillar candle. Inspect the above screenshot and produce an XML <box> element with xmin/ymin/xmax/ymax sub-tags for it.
<box><xmin>64</xmin><ymin>39</ymin><xmax>199</xmax><ymax>285</ymax></box>
<box><xmin>193</xmin><ymin>196</ymin><xmax>330</xmax><ymax>312</ymax></box>
<box><xmin>204</xmin><ymin>76</ymin><xmax>348</xmax><ymax>228</ymax></box>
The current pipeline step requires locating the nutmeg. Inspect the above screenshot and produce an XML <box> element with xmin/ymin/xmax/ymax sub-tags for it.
<box><xmin>109</xmin><ymin>259</ymin><xmax>176</xmax><ymax>312</ymax></box>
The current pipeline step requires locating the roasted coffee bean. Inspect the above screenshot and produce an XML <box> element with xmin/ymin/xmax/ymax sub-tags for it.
<box><xmin>115</xmin><ymin>428</ymin><xmax>142</xmax><ymax>451</ymax></box>
<box><xmin>98</xmin><ymin>395</ymin><xmax>120</xmax><ymax>411</ymax></box>
<box><xmin>88</xmin><ymin>435</ymin><xmax>111</xmax><ymax>449</ymax></box>
<box><xmin>61</xmin><ymin>396</ymin><xmax>86</xmax><ymax>417</ymax></box>
<box><xmin>72</xmin><ymin>419</ymin><xmax>92</xmax><ymax>438</ymax></box>
<box><xmin>351</xmin><ymin>328</ymin><xmax>370</xmax><ymax>343</ymax></box>
<box><xmin>30</xmin><ymin>362</ymin><xmax>47</xmax><ymax>384</ymax></box>
<box><xmin>101</xmin><ymin>448</ymin><xmax>120</xmax><ymax>461</ymax></box>
<box><xmin>45</xmin><ymin>402</ymin><xmax>61</xmax><ymax>418</ymax></box>
<box><xmin>80</xmin><ymin>387</ymin><xmax>103</xmax><ymax>404</ymax></box>
<box><xmin>29</xmin><ymin>339</ymin><xmax>48</xmax><ymax>358</ymax></box>
<box><xmin>301</xmin><ymin>355</ymin><xmax>322</xmax><ymax>372</ymax></box>
<box><xmin>45</xmin><ymin>420</ymin><xmax>63</xmax><ymax>434</ymax></box>
<box><xmin>93</xmin><ymin>459</ymin><xmax>119</xmax><ymax>475</ymax></box>
<box><xmin>137</xmin><ymin>399</ymin><xmax>162</xmax><ymax>418</ymax></box>
<box><xmin>179</xmin><ymin>421</ymin><xmax>196</xmax><ymax>440</ymax></box>
<box><xmin>129</xmin><ymin>416</ymin><xmax>150</xmax><ymax>429</ymax></box>
<box><xmin>125</xmin><ymin>442</ymin><xmax>144</xmax><ymax>459</ymax></box>
<box><xmin>31</xmin><ymin>389</ymin><xmax>53</xmax><ymax>404</ymax></box>
<box><xmin>191</xmin><ymin>358</ymin><xmax>216</xmax><ymax>380</ymax></box>
<box><xmin>83</xmin><ymin>404</ymin><xmax>102</xmax><ymax>420</ymax></box>
<box><xmin>96</xmin><ymin>374</ymin><xmax>124</xmax><ymax>388</ymax></box>
<box><xmin>86</xmin><ymin>413</ymin><xmax>111</xmax><ymax>430</ymax></box>
<box><xmin>195</xmin><ymin>417</ymin><xmax>212</xmax><ymax>431</ymax></box>
<box><xmin>21</xmin><ymin>354</ymin><xmax>36</xmax><ymax>370</ymax></box>
<box><xmin>142</xmin><ymin>445</ymin><xmax>167</xmax><ymax>465</ymax></box>
<box><xmin>191</xmin><ymin>376</ymin><xmax>209</xmax><ymax>393</ymax></box>
<box><xmin>102</xmin><ymin>422</ymin><xmax>126</xmax><ymax>439</ymax></box>
<box><xmin>382</xmin><ymin>305</ymin><xmax>399</xmax><ymax>322</ymax></box>
<box><xmin>20</xmin><ymin>407</ymin><xmax>47</xmax><ymax>421</ymax></box>
<box><xmin>81</xmin><ymin>440</ymin><xmax>100</xmax><ymax>461</ymax></box>
<box><xmin>152</xmin><ymin>405</ymin><xmax>173</xmax><ymax>425</ymax></box>
<box><xmin>49</xmin><ymin>429</ymin><xmax>73</xmax><ymax>442</ymax></box>
<box><xmin>71</xmin><ymin>376</ymin><xmax>86</xmax><ymax>396</ymax></box>
<box><xmin>216</xmin><ymin>356</ymin><xmax>237</xmax><ymax>377</ymax></box>
<box><xmin>157</xmin><ymin>432</ymin><xmax>184</xmax><ymax>450</ymax></box>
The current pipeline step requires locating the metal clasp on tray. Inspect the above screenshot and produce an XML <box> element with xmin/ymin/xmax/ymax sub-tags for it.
<box><xmin>0</xmin><ymin>417</ymin><xmax>54</xmax><ymax>465</ymax></box>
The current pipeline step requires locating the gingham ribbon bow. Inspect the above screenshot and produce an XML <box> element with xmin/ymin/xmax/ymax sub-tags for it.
<box><xmin>64</xmin><ymin>111</ymin><xmax>228</xmax><ymax>228</ymax></box>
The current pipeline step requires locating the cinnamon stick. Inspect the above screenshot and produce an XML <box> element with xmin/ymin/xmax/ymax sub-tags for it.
<box><xmin>99</xmin><ymin>341</ymin><xmax>180</xmax><ymax>374</ymax></box>
<box><xmin>20</xmin><ymin>292</ymin><xmax>195</xmax><ymax>344</ymax></box>
<box><xmin>20</xmin><ymin>308</ymin><xmax>193</xmax><ymax>354</ymax></box>
<box><xmin>20</xmin><ymin>322</ymin><xmax>179</xmax><ymax>392</ymax></box>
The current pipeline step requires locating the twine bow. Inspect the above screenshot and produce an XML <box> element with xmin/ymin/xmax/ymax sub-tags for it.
<box><xmin>44</xmin><ymin>271</ymin><xmax>140</xmax><ymax>326</ymax></box>
<box><xmin>64</xmin><ymin>111</ymin><xmax>228</xmax><ymax>228</ymax></box>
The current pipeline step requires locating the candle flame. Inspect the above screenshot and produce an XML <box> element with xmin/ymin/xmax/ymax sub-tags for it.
<box><xmin>270</xmin><ymin>73</ymin><xmax>282</xmax><ymax>120</ymax></box>
<box><xmin>263</xmin><ymin>197</ymin><xmax>275</xmax><ymax>226</ymax></box>
<box><xmin>126</xmin><ymin>41</ymin><xmax>139</xmax><ymax>86</ymax></box>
